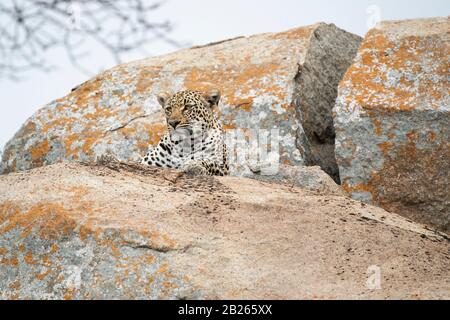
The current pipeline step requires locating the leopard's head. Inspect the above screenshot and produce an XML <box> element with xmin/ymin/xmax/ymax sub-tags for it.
<box><xmin>157</xmin><ymin>89</ymin><xmax>221</xmax><ymax>138</ymax></box>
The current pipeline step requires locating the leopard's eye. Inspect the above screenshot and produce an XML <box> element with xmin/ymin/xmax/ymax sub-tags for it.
<box><xmin>182</xmin><ymin>104</ymin><xmax>192</xmax><ymax>113</ymax></box>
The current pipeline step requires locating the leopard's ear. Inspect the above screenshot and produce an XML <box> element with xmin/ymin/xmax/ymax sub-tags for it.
<box><xmin>157</xmin><ymin>92</ymin><xmax>171</xmax><ymax>108</ymax></box>
<box><xmin>203</xmin><ymin>89</ymin><xmax>221</xmax><ymax>108</ymax></box>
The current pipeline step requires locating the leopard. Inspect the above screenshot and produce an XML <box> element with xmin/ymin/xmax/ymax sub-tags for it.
<box><xmin>141</xmin><ymin>89</ymin><xmax>229</xmax><ymax>176</ymax></box>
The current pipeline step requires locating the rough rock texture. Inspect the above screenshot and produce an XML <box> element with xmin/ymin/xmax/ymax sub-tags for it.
<box><xmin>334</xmin><ymin>17</ymin><xmax>450</xmax><ymax>233</ymax></box>
<box><xmin>243</xmin><ymin>164</ymin><xmax>345</xmax><ymax>196</ymax></box>
<box><xmin>0</xmin><ymin>23</ymin><xmax>362</xmax><ymax>181</ymax></box>
<box><xmin>0</xmin><ymin>163</ymin><xmax>449</xmax><ymax>300</ymax></box>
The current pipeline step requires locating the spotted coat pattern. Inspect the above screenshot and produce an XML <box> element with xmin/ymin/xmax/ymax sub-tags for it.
<box><xmin>141</xmin><ymin>90</ymin><xmax>229</xmax><ymax>176</ymax></box>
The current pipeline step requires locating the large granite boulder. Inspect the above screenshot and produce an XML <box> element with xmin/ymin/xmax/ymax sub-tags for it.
<box><xmin>334</xmin><ymin>17</ymin><xmax>450</xmax><ymax>233</ymax></box>
<box><xmin>0</xmin><ymin>162</ymin><xmax>449</xmax><ymax>299</ymax></box>
<box><xmin>0</xmin><ymin>23</ymin><xmax>362</xmax><ymax>181</ymax></box>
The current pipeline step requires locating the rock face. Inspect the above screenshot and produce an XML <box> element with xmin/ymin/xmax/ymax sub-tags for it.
<box><xmin>243</xmin><ymin>164</ymin><xmax>345</xmax><ymax>196</ymax></box>
<box><xmin>0</xmin><ymin>163</ymin><xmax>449</xmax><ymax>300</ymax></box>
<box><xmin>334</xmin><ymin>17</ymin><xmax>450</xmax><ymax>233</ymax></box>
<box><xmin>0</xmin><ymin>23</ymin><xmax>362</xmax><ymax>181</ymax></box>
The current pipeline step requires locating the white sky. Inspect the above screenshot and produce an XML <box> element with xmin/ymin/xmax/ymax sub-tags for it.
<box><xmin>0</xmin><ymin>0</ymin><xmax>449</xmax><ymax>150</ymax></box>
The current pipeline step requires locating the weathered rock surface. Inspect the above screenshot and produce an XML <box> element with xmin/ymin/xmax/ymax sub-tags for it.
<box><xmin>334</xmin><ymin>17</ymin><xmax>450</xmax><ymax>233</ymax></box>
<box><xmin>0</xmin><ymin>163</ymin><xmax>449</xmax><ymax>300</ymax></box>
<box><xmin>243</xmin><ymin>164</ymin><xmax>345</xmax><ymax>196</ymax></box>
<box><xmin>0</xmin><ymin>23</ymin><xmax>361</xmax><ymax>181</ymax></box>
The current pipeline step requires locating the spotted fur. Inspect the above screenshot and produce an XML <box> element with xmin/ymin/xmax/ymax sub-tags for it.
<box><xmin>141</xmin><ymin>89</ymin><xmax>229</xmax><ymax>176</ymax></box>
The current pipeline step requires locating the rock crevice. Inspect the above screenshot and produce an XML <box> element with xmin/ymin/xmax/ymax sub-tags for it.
<box><xmin>294</xmin><ymin>24</ymin><xmax>362</xmax><ymax>182</ymax></box>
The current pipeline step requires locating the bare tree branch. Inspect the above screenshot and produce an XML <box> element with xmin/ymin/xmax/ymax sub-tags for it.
<box><xmin>0</xmin><ymin>0</ymin><xmax>184</xmax><ymax>80</ymax></box>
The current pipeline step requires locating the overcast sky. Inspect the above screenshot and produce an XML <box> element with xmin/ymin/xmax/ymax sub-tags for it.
<box><xmin>0</xmin><ymin>0</ymin><xmax>448</xmax><ymax>150</ymax></box>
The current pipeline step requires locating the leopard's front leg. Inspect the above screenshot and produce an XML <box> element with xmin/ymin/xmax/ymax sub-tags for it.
<box><xmin>141</xmin><ymin>134</ymin><xmax>177</xmax><ymax>169</ymax></box>
<box><xmin>180</xmin><ymin>160</ymin><xmax>227</xmax><ymax>176</ymax></box>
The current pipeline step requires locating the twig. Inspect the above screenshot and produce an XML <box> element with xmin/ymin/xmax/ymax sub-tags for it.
<box><xmin>0</xmin><ymin>0</ymin><xmax>182</xmax><ymax>80</ymax></box>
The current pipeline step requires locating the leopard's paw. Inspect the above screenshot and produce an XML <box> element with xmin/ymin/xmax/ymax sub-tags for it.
<box><xmin>180</xmin><ymin>162</ymin><xmax>208</xmax><ymax>176</ymax></box>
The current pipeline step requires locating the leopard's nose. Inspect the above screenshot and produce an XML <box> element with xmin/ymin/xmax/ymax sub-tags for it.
<box><xmin>169</xmin><ymin>120</ymin><xmax>181</xmax><ymax>129</ymax></box>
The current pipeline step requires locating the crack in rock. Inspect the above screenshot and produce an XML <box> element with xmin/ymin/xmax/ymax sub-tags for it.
<box><xmin>123</xmin><ymin>243</ymin><xmax>194</xmax><ymax>254</ymax></box>
<box><xmin>106</xmin><ymin>114</ymin><xmax>150</xmax><ymax>133</ymax></box>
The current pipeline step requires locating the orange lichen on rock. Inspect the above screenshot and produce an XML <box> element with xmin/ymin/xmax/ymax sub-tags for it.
<box><xmin>63</xmin><ymin>288</ymin><xmax>77</xmax><ymax>300</ymax></box>
<box><xmin>335</xmin><ymin>18</ymin><xmax>450</xmax><ymax>233</ymax></box>
<box><xmin>183</xmin><ymin>63</ymin><xmax>287</xmax><ymax>107</ymax></box>
<box><xmin>65</xmin><ymin>186</ymin><xmax>91</xmax><ymax>200</ymax></box>
<box><xmin>64</xmin><ymin>131</ymin><xmax>102</xmax><ymax>158</ymax></box>
<box><xmin>30</xmin><ymin>140</ymin><xmax>50</xmax><ymax>167</ymax></box>
<box><xmin>0</xmin><ymin>201</ymin><xmax>20</xmax><ymax>225</ymax></box>
<box><xmin>0</xmin><ymin>256</ymin><xmax>19</xmax><ymax>266</ymax></box>
<box><xmin>83</xmin><ymin>106</ymin><xmax>116</xmax><ymax>121</ymax></box>
<box><xmin>269</xmin><ymin>24</ymin><xmax>317</xmax><ymax>40</ymax></box>
<box><xmin>161</xmin><ymin>234</ymin><xmax>176</xmax><ymax>249</ymax></box>
<box><xmin>341</xmin><ymin>28</ymin><xmax>449</xmax><ymax>113</ymax></box>
<box><xmin>378</xmin><ymin>141</ymin><xmax>394</xmax><ymax>156</ymax></box>
<box><xmin>35</xmin><ymin>269</ymin><xmax>52</xmax><ymax>281</ymax></box>
<box><xmin>24</xmin><ymin>252</ymin><xmax>39</xmax><ymax>265</ymax></box>
<box><xmin>0</xmin><ymin>202</ymin><xmax>76</xmax><ymax>240</ymax></box>
<box><xmin>41</xmin><ymin>117</ymin><xmax>77</xmax><ymax>134</ymax></box>
<box><xmin>156</xmin><ymin>262</ymin><xmax>169</xmax><ymax>275</ymax></box>
<box><xmin>14</xmin><ymin>121</ymin><xmax>37</xmax><ymax>140</ymax></box>
<box><xmin>147</xmin><ymin>124</ymin><xmax>167</xmax><ymax>146</ymax></box>
<box><xmin>135</xmin><ymin>66</ymin><xmax>163</xmax><ymax>94</ymax></box>
<box><xmin>70</xmin><ymin>76</ymin><xmax>103</xmax><ymax>107</ymax></box>
<box><xmin>342</xmin><ymin>170</ymin><xmax>383</xmax><ymax>204</ymax></box>
<box><xmin>373</xmin><ymin>118</ymin><xmax>383</xmax><ymax>136</ymax></box>
<box><xmin>8</xmin><ymin>281</ymin><xmax>20</xmax><ymax>290</ymax></box>
<box><xmin>427</xmin><ymin>131</ymin><xmax>437</xmax><ymax>142</ymax></box>
<box><xmin>406</xmin><ymin>130</ymin><xmax>418</xmax><ymax>143</ymax></box>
